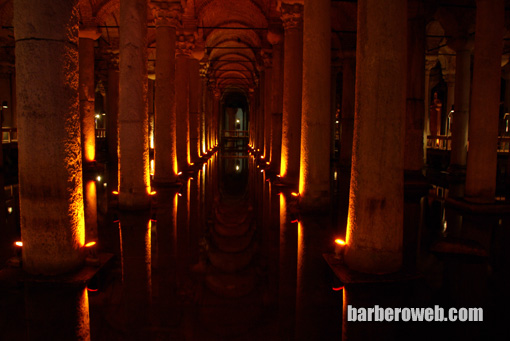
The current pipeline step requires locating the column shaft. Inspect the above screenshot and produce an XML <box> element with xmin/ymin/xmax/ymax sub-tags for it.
<box><xmin>107</xmin><ymin>61</ymin><xmax>119</xmax><ymax>166</ymax></box>
<box><xmin>270</xmin><ymin>41</ymin><xmax>283</xmax><ymax>173</ymax></box>
<box><xmin>264</xmin><ymin>66</ymin><xmax>273</xmax><ymax>161</ymax></box>
<box><xmin>175</xmin><ymin>55</ymin><xmax>189</xmax><ymax>170</ymax></box>
<box><xmin>299</xmin><ymin>0</ymin><xmax>331</xmax><ymax>210</ymax></box>
<box><xmin>154</xmin><ymin>23</ymin><xmax>178</xmax><ymax>184</ymax></box>
<box><xmin>79</xmin><ymin>37</ymin><xmax>96</xmax><ymax>165</ymax></box>
<box><xmin>344</xmin><ymin>0</ymin><xmax>407</xmax><ymax>274</ymax></box>
<box><xmin>279</xmin><ymin>4</ymin><xmax>303</xmax><ymax>184</ymax></box>
<box><xmin>449</xmin><ymin>46</ymin><xmax>471</xmax><ymax>172</ymax></box>
<box><xmin>118</xmin><ymin>0</ymin><xmax>150</xmax><ymax>208</ymax></box>
<box><xmin>14</xmin><ymin>0</ymin><xmax>85</xmax><ymax>274</ymax></box>
<box><xmin>189</xmin><ymin>58</ymin><xmax>201</xmax><ymax>164</ymax></box>
<box><xmin>465</xmin><ymin>0</ymin><xmax>504</xmax><ymax>202</ymax></box>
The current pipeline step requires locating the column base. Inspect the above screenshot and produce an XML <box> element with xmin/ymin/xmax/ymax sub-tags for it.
<box><xmin>446</xmin><ymin>196</ymin><xmax>510</xmax><ymax>215</ymax></box>
<box><xmin>298</xmin><ymin>191</ymin><xmax>330</xmax><ymax>214</ymax></box>
<box><xmin>118</xmin><ymin>191</ymin><xmax>151</xmax><ymax>211</ymax></box>
<box><xmin>323</xmin><ymin>253</ymin><xmax>420</xmax><ymax>284</ymax></box>
<box><xmin>343</xmin><ymin>244</ymin><xmax>402</xmax><ymax>275</ymax></box>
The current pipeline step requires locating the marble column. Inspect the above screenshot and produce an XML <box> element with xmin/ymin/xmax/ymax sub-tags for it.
<box><xmin>268</xmin><ymin>28</ymin><xmax>284</xmax><ymax>174</ymax></box>
<box><xmin>279</xmin><ymin>4</ymin><xmax>304</xmax><ymax>185</ymax></box>
<box><xmin>14</xmin><ymin>0</ymin><xmax>85</xmax><ymax>274</ymax></box>
<box><xmin>263</xmin><ymin>53</ymin><xmax>273</xmax><ymax>161</ymax></box>
<box><xmin>189</xmin><ymin>51</ymin><xmax>203</xmax><ymax>165</ymax></box>
<box><xmin>118</xmin><ymin>0</ymin><xmax>150</xmax><ymax>208</ymax></box>
<box><xmin>339</xmin><ymin>55</ymin><xmax>355</xmax><ymax>169</ymax></box>
<box><xmin>106</xmin><ymin>53</ymin><xmax>119</xmax><ymax>168</ymax></box>
<box><xmin>200</xmin><ymin>63</ymin><xmax>208</xmax><ymax>155</ymax></box>
<box><xmin>344</xmin><ymin>0</ymin><xmax>407</xmax><ymax>274</ymax></box>
<box><xmin>465</xmin><ymin>0</ymin><xmax>504</xmax><ymax>202</ymax></box>
<box><xmin>175</xmin><ymin>33</ymin><xmax>193</xmax><ymax>170</ymax></box>
<box><xmin>299</xmin><ymin>0</ymin><xmax>331</xmax><ymax>211</ymax></box>
<box><xmin>213</xmin><ymin>88</ymin><xmax>221</xmax><ymax>147</ymax></box>
<box><xmin>448</xmin><ymin>38</ymin><xmax>472</xmax><ymax>175</ymax></box>
<box><xmin>152</xmin><ymin>1</ymin><xmax>182</xmax><ymax>184</ymax></box>
<box><xmin>405</xmin><ymin>0</ymin><xmax>426</xmax><ymax>175</ymax></box>
<box><xmin>424</xmin><ymin>56</ymin><xmax>438</xmax><ymax>137</ymax></box>
<box><xmin>257</xmin><ymin>71</ymin><xmax>265</xmax><ymax>154</ymax></box>
<box><xmin>79</xmin><ymin>29</ymin><xmax>100</xmax><ymax>166</ymax></box>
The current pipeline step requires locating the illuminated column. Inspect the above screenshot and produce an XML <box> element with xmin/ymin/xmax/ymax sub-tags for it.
<box><xmin>299</xmin><ymin>0</ymin><xmax>331</xmax><ymax>210</ymax></box>
<box><xmin>118</xmin><ymin>0</ymin><xmax>150</xmax><ymax>208</ymax></box>
<box><xmin>199</xmin><ymin>63</ymin><xmax>208</xmax><ymax>155</ymax></box>
<box><xmin>339</xmin><ymin>55</ymin><xmax>355</xmax><ymax>168</ymax></box>
<box><xmin>213</xmin><ymin>88</ymin><xmax>221</xmax><ymax>147</ymax></box>
<box><xmin>14</xmin><ymin>0</ymin><xmax>85</xmax><ymax>274</ymax></box>
<box><xmin>152</xmin><ymin>1</ymin><xmax>181</xmax><ymax>184</ymax></box>
<box><xmin>465</xmin><ymin>0</ymin><xmax>504</xmax><ymax>202</ymax></box>
<box><xmin>268</xmin><ymin>27</ymin><xmax>284</xmax><ymax>173</ymax></box>
<box><xmin>280</xmin><ymin>3</ymin><xmax>303</xmax><ymax>184</ymax></box>
<box><xmin>175</xmin><ymin>33</ymin><xmax>193</xmax><ymax>170</ymax></box>
<box><xmin>263</xmin><ymin>52</ymin><xmax>273</xmax><ymax>161</ymax></box>
<box><xmin>189</xmin><ymin>47</ymin><xmax>204</xmax><ymax>164</ymax></box>
<box><xmin>344</xmin><ymin>0</ymin><xmax>407</xmax><ymax>274</ymax></box>
<box><xmin>257</xmin><ymin>71</ymin><xmax>265</xmax><ymax>154</ymax></box>
<box><xmin>79</xmin><ymin>29</ymin><xmax>100</xmax><ymax>166</ymax></box>
<box><xmin>404</xmin><ymin>0</ymin><xmax>425</xmax><ymax>175</ymax></box>
<box><xmin>106</xmin><ymin>53</ymin><xmax>119</xmax><ymax>168</ymax></box>
<box><xmin>448</xmin><ymin>38</ymin><xmax>472</xmax><ymax>175</ymax></box>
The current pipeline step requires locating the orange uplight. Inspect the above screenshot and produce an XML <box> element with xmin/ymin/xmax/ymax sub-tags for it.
<box><xmin>260</xmin><ymin>169</ymin><xmax>264</xmax><ymax>173</ymax></box>
<box><xmin>84</xmin><ymin>241</ymin><xmax>96</xmax><ymax>248</ymax></box>
<box><xmin>178</xmin><ymin>193</ymin><xmax>182</xmax><ymax>196</ymax></box>
<box><xmin>87</xmin><ymin>287</ymin><xmax>99</xmax><ymax>292</ymax></box>
<box><xmin>150</xmin><ymin>191</ymin><xmax>157</xmax><ymax>195</ymax></box>
<box><xmin>14</xmin><ymin>241</ymin><xmax>22</xmax><ymax>247</ymax></box>
<box><xmin>291</xmin><ymin>219</ymin><xmax>299</xmax><ymax>223</ymax></box>
<box><xmin>112</xmin><ymin>191</ymin><xmax>119</xmax><ymax>195</ymax></box>
<box><xmin>332</xmin><ymin>286</ymin><xmax>345</xmax><ymax>291</ymax></box>
<box><xmin>178</xmin><ymin>171</ymin><xmax>183</xmax><ymax>175</ymax></box>
<box><xmin>291</xmin><ymin>192</ymin><xmax>299</xmax><ymax>197</ymax></box>
<box><xmin>335</xmin><ymin>238</ymin><xmax>346</xmax><ymax>246</ymax></box>
<box><xmin>260</xmin><ymin>156</ymin><xmax>265</xmax><ymax>159</ymax></box>
<box><xmin>189</xmin><ymin>163</ymin><xmax>194</xmax><ymax>166</ymax></box>
<box><xmin>277</xmin><ymin>175</ymin><xmax>281</xmax><ymax>178</ymax></box>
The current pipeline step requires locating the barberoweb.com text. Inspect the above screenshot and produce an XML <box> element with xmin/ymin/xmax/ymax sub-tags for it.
<box><xmin>347</xmin><ymin>305</ymin><xmax>483</xmax><ymax>322</ymax></box>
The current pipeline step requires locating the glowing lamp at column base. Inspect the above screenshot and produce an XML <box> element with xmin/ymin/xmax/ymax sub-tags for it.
<box><xmin>85</xmin><ymin>241</ymin><xmax>100</xmax><ymax>266</ymax></box>
<box><xmin>334</xmin><ymin>238</ymin><xmax>346</xmax><ymax>259</ymax></box>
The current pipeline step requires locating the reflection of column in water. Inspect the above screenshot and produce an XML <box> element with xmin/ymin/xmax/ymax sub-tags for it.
<box><xmin>342</xmin><ymin>286</ymin><xmax>400</xmax><ymax>341</ymax></box>
<box><xmin>267</xmin><ymin>183</ymin><xmax>280</xmax><ymax>304</ymax></box>
<box><xmin>189</xmin><ymin>176</ymin><xmax>200</xmax><ymax>265</ymax></box>
<box><xmin>84</xmin><ymin>179</ymin><xmax>98</xmax><ymax>243</ymax></box>
<box><xmin>403</xmin><ymin>195</ymin><xmax>425</xmax><ymax>271</ymax></box>
<box><xmin>119</xmin><ymin>212</ymin><xmax>152</xmax><ymax>334</ymax></box>
<box><xmin>296</xmin><ymin>217</ymin><xmax>341</xmax><ymax>340</ymax></box>
<box><xmin>177</xmin><ymin>180</ymin><xmax>190</xmax><ymax>273</ymax></box>
<box><xmin>154</xmin><ymin>189</ymin><xmax>180</xmax><ymax>327</ymax></box>
<box><xmin>278</xmin><ymin>194</ymin><xmax>297</xmax><ymax>340</ymax></box>
<box><xmin>25</xmin><ymin>284</ymin><xmax>90</xmax><ymax>340</ymax></box>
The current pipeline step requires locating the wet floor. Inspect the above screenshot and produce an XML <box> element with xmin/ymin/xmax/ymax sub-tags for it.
<box><xmin>1</xmin><ymin>151</ymin><xmax>510</xmax><ymax>340</ymax></box>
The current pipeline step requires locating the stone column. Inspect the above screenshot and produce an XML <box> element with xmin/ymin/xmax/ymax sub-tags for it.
<box><xmin>299</xmin><ymin>0</ymin><xmax>331</xmax><ymax>211</ymax></box>
<box><xmin>339</xmin><ymin>55</ymin><xmax>355</xmax><ymax>169</ymax></box>
<box><xmin>344</xmin><ymin>0</ymin><xmax>407</xmax><ymax>274</ymax></box>
<box><xmin>152</xmin><ymin>1</ymin><xmax>182</xmax><ymax>185</ymax></box>
<box><xmin>175</xmin><ymin>33</ymin><xmax>193</xmax><ymax>170</ymax></box>
<box><xmin>279</xmin><ymin>1</ymin><xmax>303</xmax><ymax>184</ymax></box>
<box><xmin>424</xmin><ymin>56</ymin><xmax>438</xmax><ymax>136</ymax></box>
<box><xmin>448</xmin><ymin>38</ymin><xmax>472</xmax><ymax>175</ymax></box>
<box><xmin>257</xmin><ymin>71</ymin><xmax>265</xmax><ymax>154</ymax></box>
<box><xmin>200</xmin><ymin>62</ymin><xmax>208</xmax><ymax>155</ymax></box>
<box><xmin>14</xmin><ymin>0</ymin><xmax>85</xmax><ymax>274</ymax></box>
<box><xmin>79</xmin><ymin>29</ymin><xmax>100</xmax><ymax>167</ymax></box>
<box><xmin>213</xmin><ymin>88</ymin><xmax>221</xmax><ymax>147</ymax></box>
<box><xmin>118</xmin><ymin>0</ymin><xmax>150</xmax><ymax>208</ymax></box>
<box><xmin>263</xmin><ymin>53</ymin><xmax>273</xmax><ymax>161</ymax></box>
<box><xmin>189</xmin><ymin>47</ymin><xmax>204</xmax><ymax>164</ymax></box>
<box><xmin>268</xmin><ymin>27</ymin><xmax>284</xmax><ymax>173</ymax></box>
<box><xmin>106</xmin><ymin>53</ymin><xmax>119</xmax><ymax>168</ymax></box>
<box><xmin>465</xmin><ymin>0</ymin><xmax>504</xmax><ymax>202</ymax></box>
<box><xmin>404</xmin><ymin>0</ymin><xmax>426</xmax><ymax>175</ymax></box>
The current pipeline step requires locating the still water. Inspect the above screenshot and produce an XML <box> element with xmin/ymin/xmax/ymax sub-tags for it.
<box><xmin>0</xmin><ymin>151</ymin><xmax>509</xmax><ymax>340</ymax></box>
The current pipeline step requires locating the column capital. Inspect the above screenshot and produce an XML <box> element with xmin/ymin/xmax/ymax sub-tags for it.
<box><xmin>150</xmin><ymin>1</ymin><xmax>183</xmax><ymax>27</ymax></box>
<box><xmin>280</xmin><ymin>2</ymin><xmax>303</xmax><ymax>30</ymax></box>
<box><xmin>79</xmin><ymin>27</ymin><xmax>101</xmax><ymax>40</ymax></box>
<box><xmin>176</xmin><ymin>33</ymin><xmax>195</xmax><ymax>57</ymax></box>
<box><xmin>199</xmin><ymin>60</ymin><xmax>209</xmax><ymax>78</ymax></box>
<box><xmin>425</xmin><ymin>55</ymin><xmax>438</xmax><ymax>72</ymax></box>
